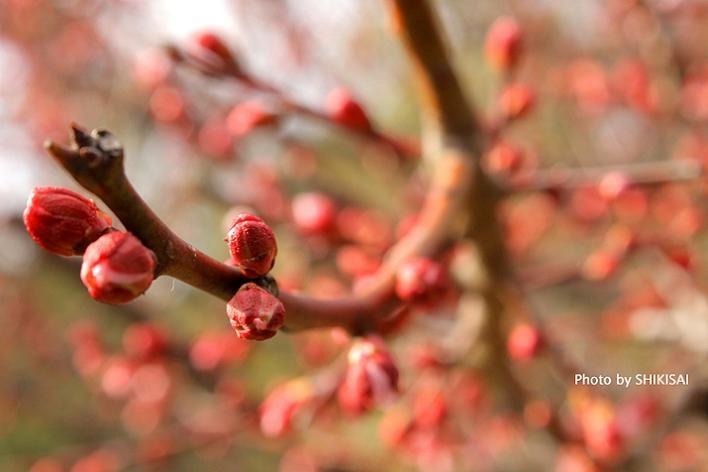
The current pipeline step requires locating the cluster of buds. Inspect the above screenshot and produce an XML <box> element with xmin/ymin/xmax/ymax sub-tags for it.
<box><xmin>24</xmin><ymin>187</ymin><xmax>157</xmax><ymax>304</ymax></box>
<box><xmin>338</xmin><ymin>337</ymin><xmax>399</xmax><ymax>415</ymax></box>
<box><xmin>224</xmin><ymin>213</ymin><xmax>285</xmax><ymax>339</ymax></box>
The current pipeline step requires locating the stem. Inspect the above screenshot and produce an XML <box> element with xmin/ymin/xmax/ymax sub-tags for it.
<box><xmin>510</xmin><ymin>159</ymin><xmax>702</xmax><ymax>193</ymax></box>
<box><xmin>46</xmin><ymin>126</ymin><xmax>266</xmax><ymax>301</ymax></box>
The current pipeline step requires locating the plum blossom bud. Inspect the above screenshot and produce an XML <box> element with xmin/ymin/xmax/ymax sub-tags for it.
<box><xmin>260</xmin><ymin>378</ymin><xmax>314</xmax><ymax>437</ymax></box>
<box><xmin>226</xmin><ymin>100</ymin><xmax>279</xmax><ymax>137</ymax></box>
<box><xmin>122</xmin><ymin>323</ymin><xmax>168</xmax><ymax>360</ymax></box>
<box><xmin>186</xmin><ymin>31</ymin><xmax>240</xmax><ymax>76</ymax></box>
<box><xmin>24</xmin><ymin>187</ymin><xmax>112</xmax><ymax>256</ymax></box>
<box><xmin>226</xmin><ymin>213</ymin><xmax>278</xmax><ymax>277</ymax></box>
<box><xmin>485</xmin><ymin>17</ymin><xmax>523</xmax><ymax>71</ymax></box>
<box><xmin>598</xmin><ymin>172</ymin><xmax>631</xmax><ymax>200</ymax></box>
<box><xmin>338</xmin><ymin>337</ymin><xmax>399</xmax><ymax>415</ymax></box>
<box><xmin>498</xmin><ymin>83</ymin><xmax>535</xmax><ymax>120</ymax></box>
<box><xmin>413</xmin><ymin>383</ymin><xmax>447</xmax><ymax>429</ymax></box>
<box><xmin>326</xmin><ymin>87</ymin><xmax>372</xmax><ymax>132</ymax></box>
<box><xmin>395</xmin><ymin>257</ymin><xmax>450</xmax><ymax>307</ymax></box>
<box><xmin>291</xmin><ymin>192</ymin><xmax>337</xmax><ymax>235</ymax></box>
<box><xmin>582</xmin><ymin>249</ymin><xmax>620</xmax><ymax>281</ymax></box>
<box><xmin>483</xmin><ymin>142</ymin><xmax>526</xmax><ymax>178</ymax></box>
<box><xmin>80</xmin><ymin>232</ymin><xmax>156</xmax><ymax>304</ymax></box>
<box><xmin>227</xmin><ymin>283</ymin><xmax>285</xmax><ymax>341</ymax></box>
<box><xmin>507</xmin><ymin>323</ymin><xmax>543</xmax><ymax>361</ymax></box>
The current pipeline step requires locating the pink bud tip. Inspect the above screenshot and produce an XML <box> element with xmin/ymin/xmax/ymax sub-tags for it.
<box><xmin>227</xmin><ymin>283</ymin><xmax>285</xmax><ymax>341</ymax></box>
<box><xmin>225</xmin><ymin>213</ymin><xmax>278</xmax><ymax>277</ymax></box>
<box><xmin>24</xmin><ymin>187</ymin><xmax>112</xmax><ymax>256</ymax></box>
<box><xmin>80</xmin><ymin>232</ymin><xmax>156</xmax><ymax>304</ymax></box>
<box><xmin>326</xmin><ymin>87</ymin><xmax>372</xmax><ymax>132</ymax></box>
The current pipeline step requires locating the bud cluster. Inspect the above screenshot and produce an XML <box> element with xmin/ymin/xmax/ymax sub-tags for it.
<box><xmin>24</xmin><ymin>187</ymin><xmax>157</xmax><ymax>304</ymax></box>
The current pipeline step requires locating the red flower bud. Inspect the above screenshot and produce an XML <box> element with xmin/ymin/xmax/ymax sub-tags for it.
<box><xmin>291</xmin><ymin>192</ymin><xmax>337</xmax><ymax>235</ymax></box>
<box><xmin>225</xmin><ymin>213</ymin><xmax>278</xmax><ymax>277</ymax></box>
<box><xmin>80</xmin><ymin>232</ymin><xmax>156</xmax><ymax>304</ymax></box>
<box><xmin>122</xmin><ymin>323</ymin><xmax>168</xmax><ymax>360</ymax></box>
<box><xmin>395</xmin><ymin>257</ymin><xmax>449</xmax><ymax>307</ymax></box>
<box><xmin>598</xmin><ymin>172</ymin><xmax>631</xmax><ymax>200</ymax></box>
<box><xmin>24</xmin><ymin>187</ymin><xmax>112</xmax><ymax>256</ymax></box>
<box><xmin>226</xmin><ymin>100</ymin><xmax>279</xmax><ymax>137</ymax></box>
<box><xmin>186</xmin><ymin>31</ymin><xmax>240</xmax><ymax>76</ymax></box>
<box><xmin>226</xmin><ymin>283</ymin><xmax>285</xmax><ymax>340</ymax></box>
<box><xmin>498</xmin><ymin>83</ymin><xmax>535</xmax><ymax>120</ymax></box>
<box><xmin>507</xmin><ymin>323</ymin><xmax>543</xmax><ymax>361</ymax></box>
<box><xmin>413</xmin><ymin>383</ymin><xmax>447</xmax><ymax>429</ymax></box>
<box><xmin>582</xmin><ymin>249</ymin><xmax>620</xmax><ymax>281</ymax></box>
<box><xmin>326</xmin><ymin>87</ymin><xmax>372</xmax><ymax>132</ymax></box>
<box><xmin>338</xmin><ymin>337</ymin><xmax>399</xmax><ymax>415</ymax></box>
<box><xmin>485</xmin><ymin>17</ymin><xmax>523</xmax><ymax>71</ymax></box>
<box><xmin>260</xmin><ymin>378</ymin><xmax>314</xmax><ymax>437</ymax></box>
<box><xmin>483</xmin><ymin>142</ymin><xmax>526</xmax><ymax>178</ymax></box>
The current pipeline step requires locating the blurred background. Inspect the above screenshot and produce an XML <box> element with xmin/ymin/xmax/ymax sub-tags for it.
<box><xmin>1</xmin><ymin>0</ymin><xmax>708</xmax><ymax>470</ymax></box>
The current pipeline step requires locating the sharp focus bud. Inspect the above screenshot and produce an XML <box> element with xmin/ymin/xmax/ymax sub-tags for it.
<box><xmin>227</xmin><ymin>283</ymin><xmax>285</xmax><ymax>341</ymax></box>
<box><xmin>80</xmin><ymin>232</ymin><xmax>157</xmax><ymax>304</ymax></box>
<box><xmin>338</xmin><ymin>337</ymin><xmax>399</xmax><ymax>415</ymax></box>
<box><xmin>24</xmin><ymin>187</ymin><xmax>112</xmax><ymax>256</ymax></box>
<box><xmin>225</xmin><ymin>213</ymin><xmax>278</xmax><ymax>278</ymax></box>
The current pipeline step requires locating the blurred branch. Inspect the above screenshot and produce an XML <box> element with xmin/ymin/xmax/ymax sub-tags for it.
<box><xmin>240</xmin><ymin>74</ymin><xmax>420</xmax><ymax>160</ymax></box>
<box><xmin>510</xmin><ymin>159</ymin><xmax>702</xmax><ymax>193</ymax></box>
<box><xmin>170</xmin><ymin>46</ymin><xmax>419</xmax><ymax>161</ymax></box>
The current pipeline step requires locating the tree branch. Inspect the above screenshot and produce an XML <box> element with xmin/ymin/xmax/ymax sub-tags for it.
<box><xmin>46</xmin><ymin>125</ymin><xmax>270</xmax><ymax>301</ymax></box>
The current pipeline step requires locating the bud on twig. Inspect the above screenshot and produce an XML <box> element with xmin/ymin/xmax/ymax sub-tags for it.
<box><xmin>80</xmin><ymin>232</ymin><xmax>157</xmax><ymax>304</ymax></box>
<box><xmin>226</xmin><ymin>213</ymin><xmax>278</xmax><ymax>278</ymax></box>
<box><xmin>338</xmin><ymin>337</ymin><xmax>399</xmax><ymax>415</ymax></box>
<box><xmin>227</xmin><ymin>283</ymin><xmax>285</xmax><ymax>340</ymax></box>
<box><xmin>24</xmin><ymin>187</ymin><xmax>112</xmax><ymax>256</ymax></box>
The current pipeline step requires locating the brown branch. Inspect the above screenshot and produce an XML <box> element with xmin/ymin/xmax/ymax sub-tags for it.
<box><xmin>46</xmin><ymin>125</ymin><xmax>269</xmax><ymax>301</ymax></box>
<box><xmin>239</xmin><ymin>75</ymin><xmax>419</xmax><ymax>161</ymax></box>
<box><xmin>510</xmin><ymin>159</ymin><xmax>702</xmax><ymax>193</ymax></box>
<box><xmin>170</xmin><ymin>46</ymin><xmax>420</xmax><ymax>161</ymax></box>
<box><xmin>45</xmin><ymin>117</ymin><xmax>470</xmax><ymax>333</ymax></box>
<box><xmin>388</xmin><ymin>0</ymin><xmax>480</xmax><ymax>144</ymax></box>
